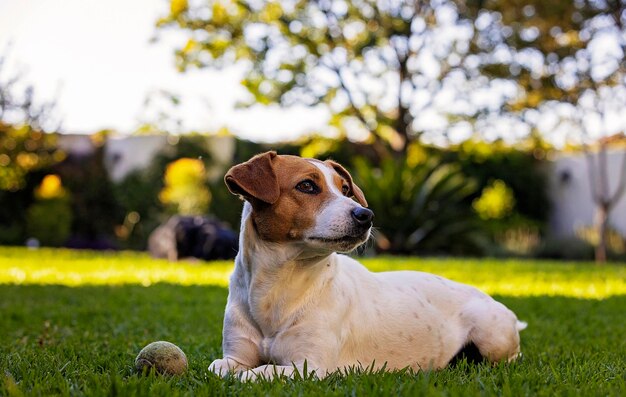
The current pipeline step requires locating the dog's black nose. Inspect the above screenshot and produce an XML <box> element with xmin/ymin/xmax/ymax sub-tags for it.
<box><xmin>351</xmin><ymin>207</ymin><xmax>374</xmax><ymax>227</ymax></box>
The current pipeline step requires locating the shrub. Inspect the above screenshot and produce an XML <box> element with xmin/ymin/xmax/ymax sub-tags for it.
<box><xmin>0</xmin><ymin>124</ymin><xmax>65</xmax><ymax>245</ymax></box>
<box><xmin>25</xmin><ymin>174</ymin><xmax>72</xmax><ymax>246</ymax></box>
<box><xmin>445</xmin><ymin>139</ymin><xmax>550</xmax><ymax>229</ymax></box>
<box><xmin>351</xmin><ymin>154</ymin><xmax>485</xmax><ymax>255</ymax></box>
<box><xmin>473</xmin><ymin>180</ymin><xmax>516</xmax><ymax>220</ymax></box>
<box><xmin>159</xmin><ymin>158</ymin><xmax>211</xmax><ymax>215</ymax></box>
<box><xmin>57</xmin><ymin>134</ymin><xmax>122</xmax><ymax>245</ymax></box>
<box><xmin>113</xmin><ymin>170</ymin><xmax>162</xmax><ymax>250</ymax></box>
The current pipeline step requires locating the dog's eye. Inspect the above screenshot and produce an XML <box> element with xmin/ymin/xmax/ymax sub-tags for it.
<box><xmin>341</xmin><ymin>185</ymin><xmax>350</xmax><ymax>196</ymax></box>
<box><xmin>296</xmin><ymin>180</ymin><xmax>319</xmax><ymax>194</ymax></box>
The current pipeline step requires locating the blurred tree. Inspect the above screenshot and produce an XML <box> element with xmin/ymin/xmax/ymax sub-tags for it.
<box><xmin>135</xmin><ymin>89</ymin><xmax>184</xmax><ymax>135</ymax></box>
<box><xmin>581</xmin><ymin>107</ymin><xmax>626</xmax><ymax>264</ymax></box>
<box><xmin>0</xmin><ymin>51</ymin><xmax>63</xmax><ymax>192</ymax></box>
<box><xmin>0</xmin><ymin>51</ymin><xmax>59</xmax><ymax>131</ymax></box>
<box><xmin>158</xmin><ymin>0</ymin><xmax>507</xmax><ymax>155</ymax></box>
<box><xmin>0</xmin><ymin>123</ymin><xmax>63</xmax><ymax>192</ymax></box>
<box><xmin>463</xmin><ymin>0</ymin><xmax>626</xmax><ymax>262</ymax></box>
<box><xmin>0</xmin><ymin>51</ymin><xmax>65</xmax><ymax>244</ymax></box>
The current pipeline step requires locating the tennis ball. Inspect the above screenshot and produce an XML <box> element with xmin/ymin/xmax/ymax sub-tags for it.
<box><xmin>135</xmin><ymin>341</ymin><xmax>188</xmax><ymax>375</ymax></box>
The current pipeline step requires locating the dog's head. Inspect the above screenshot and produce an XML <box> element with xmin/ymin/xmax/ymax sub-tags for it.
<box><xmin>225</xmin><ymin>151</ymin><xmax>373</xmax><ymax>253</ymax></box>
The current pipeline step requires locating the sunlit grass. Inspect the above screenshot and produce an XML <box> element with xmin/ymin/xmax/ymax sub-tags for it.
<box><xmin>365</xmin><ymin>257</ymin><xmax>626</xmax><ymax>299</ymax></box>
<box><xmin>1</xmin><ymin>247</ymin><xmax>625</xmax><ymax>396</ymax></box>
<box><xmin>0</xmin><ymin>247</ymin><xmax>233</xmax><ymax>287</ymax></box>
<box><xmin>1</xmin><ymin>247</ymin><xmax>625</xmax><ymax>298</ymax></box>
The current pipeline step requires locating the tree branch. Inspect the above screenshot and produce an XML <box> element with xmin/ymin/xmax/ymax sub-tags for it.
<box><xmin>314</xmin><ymin>2</ymin><xmax>385</xmax><ymax>148</ymax></box>
<box><xmin>598</xmin><ymin>142</ymin><xmax>610</xmax><ymax>205</ymax></box>
<box><xmin>393</xmin><ymin>43</ymin><xmax>411</xmax><ymax>147</ymax></box>
<box><xmin>584</xmin><ymin>145</ymin><xmax>604</xmax><ymax>205</ymax></box>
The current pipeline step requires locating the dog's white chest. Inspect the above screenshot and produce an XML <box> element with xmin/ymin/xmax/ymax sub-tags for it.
<box><xmin>260</xmin><ymin>337</ymin><xmax>274</xmax><ymax>361</ymax></box>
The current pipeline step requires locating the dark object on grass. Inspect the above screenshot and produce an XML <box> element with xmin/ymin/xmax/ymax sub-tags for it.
<box><xmin>135</xmin><ymin>341</ymin><xmax>188</xmax><ymax>376</ymax></box>
<box><xmin>148</xmin><ymin>216</ymin><xmax>238</xmax><ymax>261</ymax></box>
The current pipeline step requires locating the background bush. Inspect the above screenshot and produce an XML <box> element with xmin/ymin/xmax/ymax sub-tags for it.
<box><xmin>25</xmin><ymin>174</ymin><xmax>72</xmax><ymax>246</ymax></box>
<box><xmin>0</xmin><ymin>123</ymin><xmax>65</xmax><ymax>245</ymax></box>
<box><xmin>351</xmin><ymin>152</ymin><xmax>484</xmax><ymax>255</ymax></box>
<box><xmin>159</xmin><ymin>158</ymin><xmax>211</xmax><ymax>215</ymax></box>
<box><xmin>56</xmin><ymin>134</ymin><xmax>122</xmax><ymax>248</ymax></box>
<box><xmin>441</xmin><ymin>139</ymin><xmax>550</xmax><ymax>256</ymax></box>
<box><xmin>1</xmin><ymin>130</ymin><xmax>558</xmax><ymax>258</ymax></box>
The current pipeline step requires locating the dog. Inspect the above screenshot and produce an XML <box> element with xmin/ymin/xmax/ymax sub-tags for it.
<box><xmin>209</xmin><ymin>151</ymin><xmax>526</xmax><ymax>380</ymax></box>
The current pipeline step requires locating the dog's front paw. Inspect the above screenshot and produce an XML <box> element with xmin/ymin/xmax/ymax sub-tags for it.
<box><xmin>238</xmin><ymin>370</ymin><xmax>259</xmax><ymax>382</ymax></box>
<box><xmin>208</xmin><ymin>358</ymin><xmax>239</xmax><ymax>377</ymax></box>
<box><xmin>237</xmin><ymin>365</ymin><xmax>292</xmax><ymax>382</ymax></box>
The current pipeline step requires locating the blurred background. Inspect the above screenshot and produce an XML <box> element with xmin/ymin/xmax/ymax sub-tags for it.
<box><xmin>1</xmin><ymin>0</ymin><xmax>625</xmax><ymax>263</ymax></box>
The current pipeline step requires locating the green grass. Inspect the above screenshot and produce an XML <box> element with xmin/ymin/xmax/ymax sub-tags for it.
<box><xmin>1</xmin><ymin>247</ymin><xmax>625</xmax><ymax>396</ymax></box>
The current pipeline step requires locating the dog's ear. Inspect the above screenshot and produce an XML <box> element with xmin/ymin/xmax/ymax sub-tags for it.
<box><xmin>325</xmin><ymin>160</ymin><xmax>368</xmax><ymax>207</ymax></box>
<box><xmin>225</xmin><ymin>151</ymin><xmax>280</xmax><ymax>205</ymax></box>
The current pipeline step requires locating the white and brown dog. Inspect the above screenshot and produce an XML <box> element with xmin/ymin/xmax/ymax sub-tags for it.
<box><xmin>209</xmin><ymin>151</ymin><xmax>526</xmax><ymax>380</ymax></box>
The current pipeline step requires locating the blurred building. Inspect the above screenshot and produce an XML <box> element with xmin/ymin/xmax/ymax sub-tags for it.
<box><xmin>56</xmin><ymin>134</ymin><xmax>95</xmax><ymax>158</ymax></box>
<box><xmin>549</xmin><ymin>147</ymin><xmax>626</xmax><ymax>237</ymax></box>
<box><xmin>57</xmin><ymin>134</ymin><xmax>236</xmax><ymax>182</ymax></box>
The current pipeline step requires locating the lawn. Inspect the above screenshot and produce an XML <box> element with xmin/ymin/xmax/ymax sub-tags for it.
<box><xmin>1</xmin><ymin>247</ymin><xmax>625</xmax><ymax>396</ymax></box>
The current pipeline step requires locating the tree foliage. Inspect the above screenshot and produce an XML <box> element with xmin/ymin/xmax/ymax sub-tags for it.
<box><xmin>463</xmin><ymin>0</ymin><xmax>624</xmax><ymax>109</ymax></box>
<box><xmin>159</xmin><ymin>0</ymin><xmax>510</xmax><ymax>153</ymax></box>
<box><xmin>0</xmin><ymin>123</ymin><xmax>63</xmax><ymax>192</ymax></box>
<box><xmin>159</xmin><ymin>1</ymin><xmax>625</xmax><ymax>147</ymax></box>
<box><xmin>463</xmin><ymin>0</ymin><xmax>626</xmax><ymax>262</ymax></box>
<box><xmin>0</xmin><ymin>52</ymin><xmax>58</xmax><ymax>131</ymax></box>
<box><xmin>0</xmin><ymin>51</ymin><xmax>64</xmax><ymax>192</ymax></box>
<box><xmin>0</xmin><ymin>51</ymin><xmax>66</xmax><ymax>245</ymax></box>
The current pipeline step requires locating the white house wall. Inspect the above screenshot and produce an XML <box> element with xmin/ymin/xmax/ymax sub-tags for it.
<box><xmin>58</xmin><ymin>134</ymin><xmax>236</xmax><ymax>182</ymax></box>
<box><xmin>105</xmin><ymin>135</ymin><xmax>169</xmax><ymax>181</ymax></box>
<box><xmin>549</xmin><ymin>150</ymin><xmax>626</xmax><ymax>237</ymax></box>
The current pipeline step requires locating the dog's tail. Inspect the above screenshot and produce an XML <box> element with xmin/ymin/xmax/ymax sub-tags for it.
<box><xmin>516</xmin><ymin>321</ymin><xmax>528</xmax><ymax>331</ymax></box>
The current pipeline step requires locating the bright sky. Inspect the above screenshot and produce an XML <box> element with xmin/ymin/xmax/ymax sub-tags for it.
<box><xmin>0</xmin><ymin>0</ymin><xmax>328</xmax><ymax>142</ymax></box>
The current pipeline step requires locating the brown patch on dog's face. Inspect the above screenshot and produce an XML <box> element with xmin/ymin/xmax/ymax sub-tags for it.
<box><xmin>252</xmin><ymin>156</ymin><xmax>336</xmax><ymax>242</ymax></box>
<box><xmin>225</xmin><ymin>153</ymin><xmax>335</xmax><ymax>242</ymax></box>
